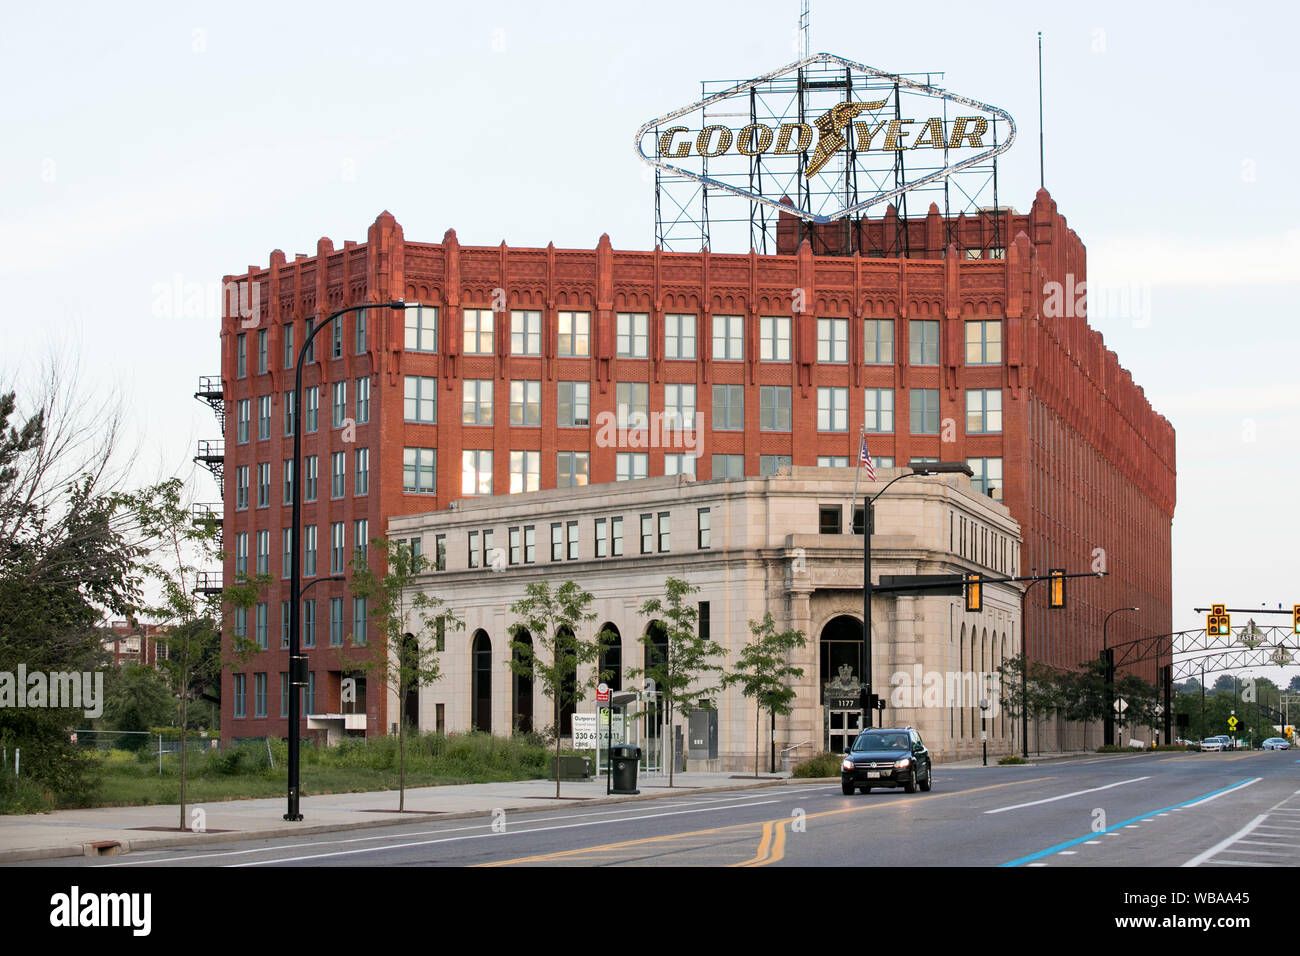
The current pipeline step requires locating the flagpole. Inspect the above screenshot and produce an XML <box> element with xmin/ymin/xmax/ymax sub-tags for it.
<box><xmin>850</xmin><ymin>426</ymin><xmax>864</xmax><ymax>526</ymax></box>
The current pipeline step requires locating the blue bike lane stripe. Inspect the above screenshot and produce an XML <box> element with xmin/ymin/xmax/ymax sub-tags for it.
<box><xmin>999</xmin><ymin>777</ymin><xmax>1260</xmax><ymax>867</ymax></box>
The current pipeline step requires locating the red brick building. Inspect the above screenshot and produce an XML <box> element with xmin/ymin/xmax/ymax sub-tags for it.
<box><xmin>209</xmin><ymin>187</ymin><xmax>1175</xmax><ymax>743</ymax></box>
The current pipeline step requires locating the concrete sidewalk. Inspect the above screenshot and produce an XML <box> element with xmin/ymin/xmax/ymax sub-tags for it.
<box><xmin>0</xmin><ymin>770</ymin><xmax>795</xmax><ymax>864</ymax></box>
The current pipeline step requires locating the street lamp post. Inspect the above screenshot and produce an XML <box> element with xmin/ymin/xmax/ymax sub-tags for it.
<box><xmin>285</xmin><ymin>301</ymin><xmax>407</xmax><ymax>822</ymax></box>
<box><xmin>859</xmin><ymin>462</ymin><xmax>972</xmax><ymax>734</ymax></box>
<box><xmin>1102</xmin><ymin>606</ymin><xmax>1140</xmax><ymax>747</ymax></box>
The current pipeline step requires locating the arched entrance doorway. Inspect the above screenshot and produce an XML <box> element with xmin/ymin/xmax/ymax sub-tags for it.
<box><xmin>598</xmin><ymin>623</ymin><xmax>622</xmax><ymax>691</ymax></box>
<box><xmin>512</xmin><ymin>630</ymin><xmax>534</xmax><ymax>735</ymax></box>
<box><xmin>471</xmin><ymin>630</ymin><xmax>492</xmax><ymax>734</ymax></box>
<box><xmin>556</xmin><ymin>626</ymin><xmax>577</xmax><ymax>738</ymax></box>
<box><xmin>820</xmin><ymin>615</ymin><xmax>864</xmax><ymax>752</ymax></box>
<box><xmin>401</xmin><ymin>633</ymin><xmax>419</xmax><ymax>729</ymax></box>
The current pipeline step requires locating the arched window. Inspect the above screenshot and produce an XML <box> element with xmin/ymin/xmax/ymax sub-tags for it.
<box><xmin>471</xmin><ymin>630</ymin><xmax>492</xmax><ymax>734</ymax></box>
<box><xmin>512</xmin><ymin>630</ymin><xmax>533</xmax><ymax>735</ymax></box>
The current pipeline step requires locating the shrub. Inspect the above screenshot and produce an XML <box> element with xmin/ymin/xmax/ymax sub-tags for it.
<box><xmin>792</xmin><ymin>751</ymin><xmax>844</xmax><ymax>778</ymax></box>
<box><xmin>997</xmin><ymin>755</ymin><xmax>1026</xmax><ymax>765</ymax></box>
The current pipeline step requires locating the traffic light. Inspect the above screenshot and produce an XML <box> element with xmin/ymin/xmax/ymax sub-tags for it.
<box><xmin>1048</xmin><ymin>569</ymin><xmax>1066</xmax><ymax>609</ymax></box>
<box><xmin>1293</xmin><ymin>604</ymin><xmax>1300</xmax><ymax>636</ymax></box>
<box><xmin>1207</xmin><ymin>603</ymin><xmax>1230</xmax><ymax>637</ymax></box>
<box><xmin>965</xmin><ymin>573</ymin><xmax>982</xmax><ymax>613</ymax></box>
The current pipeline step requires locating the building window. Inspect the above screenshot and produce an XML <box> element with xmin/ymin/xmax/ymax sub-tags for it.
<box><xmin>640</xmin><ymin>514</ymin><xmax>653</xmax><ymax>554</ymax></box>
<box><xmin>256</xmin><ymin>462</ymin><xmax>270</xmax><ymax>508</ymax></box>
<box><xmin>697</xmin><ymin>508</ymin><xmax>710</xmax><ymax>549</ymax></box>
<box><xmin>281</xmin><ymin>528</ymin><xmax>292</xmax><ymax>579</ymax></box>
<box><xmin>302</xmin><ymin>599</ymin><xmax>315</xmax><ymax>648</ymax></box>
<box><xmin>234</xmin><ymin>531</ymin><xmax>248</xmax><ymax>576</ymax></box>
<box><xmin>665</xmin><ymin>314</ymin><xmax>696</xmax><ymax>360</ymax></box>
<box><xmin>463</xmin><ymin>379</ymin><xmax>494</xmax><ymax>425</ymax></box>
<box><xmin>594</xmin><ymin>518</ymin><xmax>607</xmax><ymax>558</ymax></box>
<box><xmin>712</xmin><ymin>454</ymin><xmax>744</xmax><ymax>478</ymax></box>
<box><xmin>433</xmin><ymin>534</ymin><xmax>446</xmax><ymax>571</ymax></box>
<box><xmin>909</xmin><ymin>320</ymin><xmax>940</xmax><ymax>366</ymax></box>
<box><xmin>236</xmin><ymin>334</ymin><xmax>246</xmax><ymax>378</ymax></box>
<box><xmin>550</xmin><ymin>523</ymin><xmax>563</xmax><ymax>562</ymax></box>
<box><xmin>303</xmin><ymin>455</ymin><xmax>318</xmax><ymax>501</ymax></box>
<box><xmin>304</xmin><ymin>318</ymin><xmax>316</xmax><ymax>364</ymax></box>
<box><xmin>760</xmin><ymin>316</ymin><xmax>790</xmax><ymax>361</ymax></box>
<box><xmin>509</xmin><ymin>450</ymin><xmax>540</xmax><ymax>494</ymax></box>
<box><xmin>330</xmin><ymin>522</ymin><xmax>345</xmax><ymax>574</ymax></box>
<box><xmin>615</xmin><ymin>453</ymin><xmax>648</xmax><ymax>481</ymax></box>
<box><xmin>330</xmin><ymin>597</ymin><xmax>344</xmax><ymax>646</ymax></box>
<box><xmin>510</xmin><ymin>310</ymin><xmax>542</xmax><ymax>356</ymax></box>
<box><xmin>616</xmin><ymin>382</ymin><xmax>649</xmax><ymax>429</ymax></box>
<box><xmin>233</xmin><ymin>674</ymin><xmax>246</xmax><ymax>718</ymax></box>
<box><xmin>304</xmin><ymin>386</ymin><xmax>319</xmax><ymax>432</ymax></box>
<box><xmin>557</xmin><ymin>451</ymin><xmax>589</xmax><ymax>488</ymax></box>
<box><xmin>355</xmin><ymin>448</ymin><xmax>369</xmax><ymax>495</ymax></box>
<box><xmin>910</xmin><ymin>388</ymin><xmax>941</xmax><ymax>434</ymax></box>
<box><xmin>405</xmin><ymin>375</ymin><xmax>437</xmax><ymax>423</ymax></box>
<box><xmin>864</xmin><ymin>319</ymin><xmax>894</xmax><ymax>364</ymax></box>
<box><xmin>966</xmin><ymin>389</ymin><xmax>1003</xmax><ymax>434</ymax></box>
<box><xmin>353</xmin><ymin>597</ymin><xmax>367</xmax><ymax>645</ymax></box>
<box><xmin>664</xmin><ymin>383</ymin><xmax>696</xmax><ymax>431</ymax></box>
<box><xmin>819</xmin><ymin>506</ymin><xmax>842</xmax><ymax>535</ymax></box>
<box><xmin>524</xmin><ymin>525</ymin><xmax>536</xmax><ymax>564</ymax></box>
<box><xmin>234</xmin><ymin>606</ymin><xmax>246</xmax><ymax>641</ymax></box>
<box><xmin>657</xmin><ymin>511</ymin><xmax>670</xmax><ymax>552</ymax></box>
<box><xmin>306</xmin><ymin>671</ymin><xmax>316</xmax><ymax>715</ymax></box>
<box><xmin>331</xmin><ymin>381</ymin><xmax>347</xmax><ymax>428</ymax></box>
<box><xmin>817</xmin><ymin>318</ymin><xmax>848</xmax><ymax>363</ymax></box>
<box><xmin>468</xmin><ymin>530</ymin><xmax>480</xmax><ymax>569</ymax></box>
<box><xmin>405</xmin><ymin>305</ymin><xmax>437</xmax><ymax>352</ymax></box>
<box><xmin>257</xmin><ymin>395</ymin><xmax>271</xmax><ymax>440</ymax></box>
<box><xmin>236</xmin><ymin>399</ymin><xmax>250</xmax><ymax>444</ymax></box>
<box><xmin>327</xmin><ymin>319</ymin><xmax>340</xmax><ymax>359</ymax></box>
<box><xmin>759</xmin><ymin>386</ymin><xmax>791</xmax><ymax>430</ymax></box>
<box><xmin>330</xmin><ymin>451</ymin><xmax>345</xmax><ymax>498</ymax></box>
<box><xmin>713</xmin><ymin>384</ymin><xmax>744</xmax><ymax>430</ymax></box>
<box><xmin>864</xmin><ymin>388</ymin><xmax>894</xmax><ymax>432</ymax></box>
<box><xmin>713</xmin><ymin>314</ymin><xmax>743</xmax><ymax>360</ymax></box>
<box><xmin>355</xmin><ymin>308</ymin><xmax>368</xmax><ymax>354</ymax></box>
<box><xmin>558</xmin><ymin>381</ymin><xmax>590</xmax><ymax>427</ymax></box>
<box><xmin>355</xmin><ymin>376</ymin><xmax>370</xmax><ymax>423</ymax></box>
<box><xmin>664</xmin><ymin>453</ymin><xmax>696</xmax><ymax>477</ymax></box>
<box><xmin>257</xmin><ymin>329</ymin><xmax>268</xmax><ymax>374</ymax></box>
<box><xmin>510</xmin><ymin>380</ymin><xmax>542</xmax><ymax>426</ymax></box>
<box><xmin>283</xmin><ymin>390</ymin><xmax>295</xmax><ymax>436</ymax></box>
<box><xmin>759</xmin><ymin>455</ymin><xmax>792</xmax><ymax>476</ymax></box>
<box><xmin>282</xmin><ymin>459</ymin><xmax>293</xmax><ymax>505</ymax></box>
<box><xmin>566</xmin><ymin>521</ymin><xmax>578</xmax><ymax>560</ymax></box>
<box><xmin>463</xmin><ymin>308</ymin><xmax>494</xmax><ymax>355</ymax></box>
<box><xmin>462</xmin><ymin>449</ymin><xmax>493</xmax><ymax>495</ymax></box>
<box><xmin>235</xmin><ymin>466</ymin><xmax>249</xmax><ymax>510</ymax></box>
<box><xmin>967</xmin><ymin>457</ymin><xmax>1004</xmax><ymax>500</ymax></box>
<box><xmin>558</xmin><ymin>311</ymin><xmax>590</xmax><ymax>357</ymax></box>
<box><xmin>611</xmin><ymin>516</ymin><xmax>624</xmax><ymax>556</ymax></box>
<box><xmin>403</xmin><ymin>447</ymin><xmax>437</xmax><ymax>494</ymax></box>
<box><xmin>303</xmin><ymin>525</ymin><xmax>317</xmax><ymax>577</ymax></box>
<box><xmin>699</xmin><ymin>601</ymin><xmax>710</xmax><ymax>640</ymax></box>
<box><xmin>256</xmin><ymin>529</ymin><xmax>270</xmax><ymax>575</ymax></box>
<box><xmin>283</xmin><ymin>323</ymin><xmax>294</xmax><ymax>369</ymax></box>
<box><xmin>280</xmin><ymin>672</ymin><xmax>289</xmax><ymax>716</ymax></box>
<box><xmin>354</xmin><ymin>519</ymin><xmax>369</xmax><ymax>565</ymax></box>
<box><xmin>873</xmin><ymin>456</ymin><xmax>895</xmax><ymax>471</ymax></box>
<box><xmin>617</xmin><ymin>313</ymin><xmax>649</xmax><ymax>357</ymax></box>
<box><xmin>966</xmin><ymin>320</ymin><xmax>1002</xmax><ymax>365</ymax></box>
<box><xmin>817</xmin><ymin>387</ymin><xmax>848</xmax><ymax>431</ymax></box>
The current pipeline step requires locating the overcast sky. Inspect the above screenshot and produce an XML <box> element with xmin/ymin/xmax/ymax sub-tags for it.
<box><xmin>2</xmin><ymin>0</ymin><xmax>1296</xmax><ymax>681</ymax></box>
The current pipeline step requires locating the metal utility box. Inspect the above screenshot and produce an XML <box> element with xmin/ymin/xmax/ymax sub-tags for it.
<box><xmin>687</xmin><ymin>708</ymin><xmax>718</xmax><ymax>760</ymax></box>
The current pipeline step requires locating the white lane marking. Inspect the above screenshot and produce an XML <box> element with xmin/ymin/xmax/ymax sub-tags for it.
<box><xmin>229</xmin><ymin>799</ymin><xmax>784</xmax><ymax>866</ymax></box>
<box><xmin>1027</xmin><ymin>863</ymin><xmax>1047</xmax><ymax>867</ymax></box>
<box><xmin>1057</xmin><ymin>850</ymin><xmax>1077</xmax><ymax>855</ymax></box>
<box><xmin>1239</xmin><ymin>839</ymin><xmax>1300</xmax><ymax>848</ymax></box>
<box><xmin>1124</xmin><ymin>825</ymin><xmax>1140</xmax><ymax>829</ymax></box>
<box><xmin>1183</xmin><ymin>814</ymin><xmax>1267</xmax><ymax>867</ymax></box>
<box><xmin>1206</xmin><ymin>859</ymin><xmax>1276</xmax><ymax>866</ymax></box>
<box><xmin>1181</xmin><ymin>777</ymin><xmax>1261</xmax><ymax>808</ymax></box>
<box><xmin>1084</xmin><ymin>840</ymin><xmax>1102</xmax><ymax>845</ymax></box>
<box><xmin>1215</xmin><ymin>848</ymin><xmax>1297</xmax><ymax>858</ymax></box>
<box><xmin>100</xmin><ymin>792</ymin><xmax>794</xmax><ymax>867</ymax></box>
<box><xmin>984</xmin><ymin>776</ymin><xmax>1150</xmax><ymax>815</ymax></box>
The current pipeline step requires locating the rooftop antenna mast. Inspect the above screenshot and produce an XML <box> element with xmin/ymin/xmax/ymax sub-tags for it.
<box><xmin>800</xmin><ymin>0</ymin><xmax>811</xmax><ymax>59</ymax></box>
<box><xmin>1037</xmin><ymin>31</ymin><xmax>1045</xmax><ymax>188</ymax></box>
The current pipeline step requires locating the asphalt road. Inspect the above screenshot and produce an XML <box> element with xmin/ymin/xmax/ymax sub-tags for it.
<box><xmin>20</xmin><ymin>750</ymin><xmax>1300</xmax><ymax>868</ymax></box>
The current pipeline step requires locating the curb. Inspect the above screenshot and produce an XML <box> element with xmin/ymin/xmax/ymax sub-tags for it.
<box><xmin>0</xmin><ymin>777</ymin><xmax>791</xmax><ymax>865</ymax></box>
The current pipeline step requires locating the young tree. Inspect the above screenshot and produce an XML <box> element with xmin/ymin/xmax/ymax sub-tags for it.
<box><xmin>347</xmin><ymin>537</ymin><xmax>462</xmax><ymax>811</ymax></box>
<box><xmin>723</xmin><ymin>612</ymin><xmax>806</xmax><ymax>778</ymax></box>
<box><xmin>997</xmin><ymin>652</ymin><xmax>1067</xmax><ymax>752</ymax></box>
<box><xmin>508</xmin><ymin>580</ymin><xmax>613</xmax><ymax>798</ymax></box>
<box><xmin>631</xmin><ymin>577</ymin><xmax>725</xmax><ymax>788</ymax></box>
<box><xmin>124</xmin><ymin>477</ymin><xmax>263</xmax><ymax>830</ymax></box>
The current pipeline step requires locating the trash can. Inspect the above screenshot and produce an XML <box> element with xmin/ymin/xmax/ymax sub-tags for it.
<box><xmin>610</xmin><ymin>744</ymin><xmax>641</xmax><ymax>794</ymax></box>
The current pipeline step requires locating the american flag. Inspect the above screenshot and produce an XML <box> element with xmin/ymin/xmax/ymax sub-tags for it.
<box><xmin>859</xmin><ymin>433</ymin><xmax>876</xmax><ymax>481</ymax></box>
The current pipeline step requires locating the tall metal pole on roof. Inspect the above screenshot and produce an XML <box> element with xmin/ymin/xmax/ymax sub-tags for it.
<box><xmin>1038</xmin><ymin>31</ymin><xmax>1045</xmax><ymax>188</ymax></box>
<box><xmin>800</xmin><ymin>0</ymin><xmax>811</xmax><ymax>59</ymax></box>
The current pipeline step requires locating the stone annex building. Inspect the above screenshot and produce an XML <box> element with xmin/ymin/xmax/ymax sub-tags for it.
<box><xmin>203</xmin><ymin>188</ymin><xmax>1175</xmax><ymax>758</ymax></box>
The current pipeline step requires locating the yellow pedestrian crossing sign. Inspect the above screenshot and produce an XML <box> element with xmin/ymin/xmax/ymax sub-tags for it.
<box><xmin>1227</xmin><ymin>716</ymin><xmax>1238</xmax><ymax>730</ymax></box>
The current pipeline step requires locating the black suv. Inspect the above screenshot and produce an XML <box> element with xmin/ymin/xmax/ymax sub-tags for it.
<box><xmin>841</xmin><ymin>727</ymin><xmax>932</xmax><ymax>794</ymax></box>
